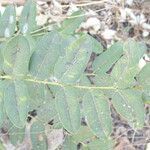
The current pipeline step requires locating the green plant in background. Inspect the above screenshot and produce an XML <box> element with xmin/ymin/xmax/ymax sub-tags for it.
<box><xmin>0</xmin><ymin>0</ymin><xmax>149</xmax><ymax>149</ymax></box>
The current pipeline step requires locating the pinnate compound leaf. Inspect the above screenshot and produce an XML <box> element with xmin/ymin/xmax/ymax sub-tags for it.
<box><xmin>112</xmin><ymin>89</ymin><xmax>145</xmax><ymax>128</ymax></box>
<box><xmin>0</xmin><ymin>3</ymin><xmax>148</xmax><ymax>148</ymax></box>
<box><xmin>4</xmin><ymin>80</ymin><xmax>30</xmax><ymax>128</ymax></box>
<box><xmin>19</xmin><ymin>0</ymin><xmax>37</xmax><ymax>34</ymax></box>
<box><xmin>0</xmin><ymin>5</ymin><xmax>16</xmax><ymax>38</ymax></box>
<box><xmin>83</xmin><ymin>90</ymin><xmax>112</xmax><ymax>138</ymax></box>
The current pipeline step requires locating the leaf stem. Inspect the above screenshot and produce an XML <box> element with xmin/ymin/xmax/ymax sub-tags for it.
<box><xmin>31</xmin><ymin>25</ymin><xmax>50</xmax><ymax>34</ymax></box>
<box><xmin>0</xmin><ymin>75</ymin><xmax>12</xmax><ymax>80</ymax></box>
<box><xmin>26</xmin><ymin>78</ymin><xmax>116</xmax><ymax>90</ymax></box>
<box><xmin>0</xmin><ymin>75</ymin><xmax>116</xmax><ymax>90</ymax></box>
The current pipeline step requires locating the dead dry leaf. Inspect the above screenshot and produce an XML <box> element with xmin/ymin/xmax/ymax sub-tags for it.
<box><xmin>46</xmin><ymin>129</ymin><xmax>64</xmax><ymax>150</ymax></box>
<box><xmin>114</xmin><ymin>137</ymin><xmax>136</xmax><ymax>150</ymax></box>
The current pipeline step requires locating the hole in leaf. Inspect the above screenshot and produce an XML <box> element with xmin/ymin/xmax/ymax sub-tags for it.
<box><xmin>28</xmin><ymin>109</ymin><xmax>37</xmax><ymax>117</ymax></box>
<box><xmin>48</xmin><ymin>119</ymin><xmax>54</xmax><ymax>125</ymax></box>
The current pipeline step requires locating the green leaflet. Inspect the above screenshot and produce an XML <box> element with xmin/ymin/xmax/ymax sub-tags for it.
<box><xmin>0</xmin><ymin>5</ymin><xmax>16</xmax><ymax>38</ymax></box>
<box><xmin>19</xmin><ymin>0</ymin><xmax>37</xmax><ymax>34</ymax></box>
<box><xmin>92</xmin><ymin>74</ymin><xmax>115</xmax><ymax>97</ymax></box>
<box><xmin>87</xmin><ymin>34</ymin><xmax>103</xmax><ymax>54</ymax></box>
<box><xmin>66</xmin><ymin>127</ymin><xmax>114</xmax><ymax>150</ymax></box>
<box><xmin>31</xmin><ymin>121</ymin><xmax>47</xmax><ymax>150</ymax></box>
<box><xmin>0</xmin><ymin>142</ymin><xmax>5</xmax><ymax>150</ymax></box>
<box><xmin>63</xmin><ymin>126</ymin><xmax>97</xmax><ymax>150</ymax></box>
<box><xmin>55</xmin><ymin>47</ymin><xmax>90</xmax><ymax>83</ymax></box>
<box><xmin>86</xmin><ymin>138</ymin><xmax>114</xmax><ymax>150</ymax></box>
<box><xmin>63</xmin><ymin>136</ymin><xmax>77</xmax><ymax>150</ymax></box>
<box><xmin>137</xmin><ymin>63</ymin><xmax>150</xmax><ymax>104</ymax></box>
<box><xmin>53</xmin><ymin>35</ymin><xmax>86</xmax><ymax>81</ymax></box>
<box><xmin>27</xmin><ymin>82</ymin><xmax>57</xmax><ymax>123</ymax></box>
<box><xmin>142</xmin><ymin>91</ymin><xmax>150</xmax><ymax>104</ymax></box>
<box><xmin>54</xmin><ymin>34</ymin><xmax>94</xmax><ymax>84</ymax></box>
<box><xmin>60</xmin><ymin>11</ymin><xmax>85</xmax><ymax>35</ymax></box>
<box><xmin>25</xmin><ymin>35</ymin><xmax>36</xmax><ymax>54</ymax></box>
<box><xmin>2</xmin><ymin>35</ymin><xmax>31</xmax><ymax>76</ymax></box>
<box><xmin>83</xmin><ymin>90</ymin><xmax>112</xmax><ymax>138</ymax></box>
<box><xmin>27</xmin><ymin>82</ymin><xmax>45</xmax><ymax>111</ymax></box>
<box><xmin>29</xmin><ymin>31</ymin><xmax>62</xmax><ymax>79</ymax></box>
<box><xmin>37</xmin><ymin>100</ymin><xmax>56</xmax><ymax>124</ymax></box>
<box><xmin>112</xmin><ymin>89</ymin><xmax>145</xmax><ymax>128</ymax></box>
<box><xmin>72</xmin><ymin>126</ymin><xmax>95</xmax><ymax>143</ymax></box>
<box><xmin>111</xmin><ymin>39</ymin><xmax>147</xmax><ymax>88</ymax></box>
<box><xmin>138</xmin><ymin>63</ymin><xmax>150</xmax><ymax>90</ymax></box>
<box><xmin>8</xmin><ymin>122</ymin><xmax>25</xmax><ymax>146</ymax></box>
<box><xmin>123</xmin><ymin>39</ymin><xmax>147</xmax><ymax>64</ymax></box>
<box><xmin>0</xmin><ymin>44</ymin><xmax>4</xmax><ymax>74</ymax></box>
<box><xmin>93</xmin><ymin>41</ymin><xmax>123</xmax><ymax>75</ymax></box>
<box><xmin>4</xmin><ymin>80</ymin><xmax>30</xmax><ymax>128</ymax></box>
<box><xmin>27</xmin><ymin>83</ymin><xmax>47</xmax><ymax>110</ymax></box>
<box><xmin>65</xmin><ymin>34</ymin><xmax>86</xmax><ymax>61</ymax></box>
<box><xmin>55</xmin><ymin>87</ymin><xmax>81</xmax><ymax>133</ymax></box>
<box><xmin>34</xmin><ymin>85</ymin><xmax>56</xmax><ymax>123</ymax></box>
<box><xmin>78</xmin><ymin>73</ymin><xmax>91</xmax><ymax>86</ymax></box>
